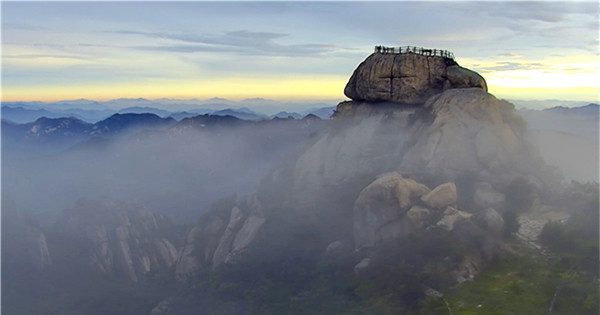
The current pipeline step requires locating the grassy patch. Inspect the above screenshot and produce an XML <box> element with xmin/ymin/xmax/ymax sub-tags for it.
<box><xmin>440</xmin><ymin>251</ymin><xmax>598</xmax><ymax>315</ymax></box>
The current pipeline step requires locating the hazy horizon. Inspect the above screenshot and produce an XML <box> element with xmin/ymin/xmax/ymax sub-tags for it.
<box><xmin>2</xmin><ymin>1</ymin><xmax>599</xmax><ymax>104</ymax></box>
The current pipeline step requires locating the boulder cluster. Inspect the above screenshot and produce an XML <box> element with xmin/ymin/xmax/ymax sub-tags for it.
<box><xmin>348</xmin><ymin>172</ymin><xmax>504</xmax><ymax>280</ymax></box>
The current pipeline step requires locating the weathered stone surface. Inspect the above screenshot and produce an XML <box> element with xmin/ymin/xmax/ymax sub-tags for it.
<box><xmin>436</xmin><ymin>207</ymin><xmax>472</xmax><ymax>231</ymax></box>
<box><xmin>60</xmin><ymin>199</ymin><xmax>178</xmax><ymax>282</ymax></box>
<box><xmin>292</xmin><ymin>109</ymin><xmax>416</xmax><ymax>200</ymax></box>
<box><xmin>473</xmin><ymin>182</ymin><xmax>506</xmax><ymax>210</ymax></box>
<box><xmin>175</xmin><ymin>214</ymin><xmax>228</xmax><ymax>280</ymax></box>
<box><xmin>453</xmin><ymin>255</ymin><xmax>481</xmax><ymax>283</ymax></box>
<box><xmin>175</xmin><ymin>226</ymin><xmax>204</xmax><ymax>280</ymax></box>
<box><xmin>344</xmin><ymin>53</ymin><xmax>486</xmax><ymax>104</ymax></box>
<box><xmin>325</xmin><ymin>240</ymin><xmax>346</xmax><ymax>259</ymax></box>
<box><xmin>151</xmin><ymin>298</ymin><xmax>175</xmax><ymax>315</ymax></box>
<box><xmin>212</xmin><ymin>206</ymin><xmax>246</xmax><ymax>270</ymax></box>
<box><xmin>175</xmin><ymin>200</ymin><xmax>268</xmax><ymax>274</ymax></box>
<box><xmin>154</xmin><ymin>239</ymin><xmax>179</xmax><ymax>269</ymax></box>
<box><xmin>353</xmin><ymin>172</ymin><xmax>431</xmax><ymax>249</ymax></box>
<box><xmin>293</xmin><ymin>88</ymin><xmax>537</xmax><ymax>208</ymax></box>
<box><xmin>406</xmin><ymin>206</ymin><xmax>432</xmax><ymax>230</ymax></box>
<box><xmin>2</xmin><ymin>204</ymin><xmax>52</xmax><ymax>272</ymax></box>
<box><xmin>354</xmin><ymin>257</ymin><xmax>371</xmax><ymax>277</ymax></box>
<box><xmin>401</xmin><ymin>88</ymin><xmax>528</xmax><ymax>181</ymax></box>
<box><xmin>225</xmin><ymin>215</ymin><xmax>267</xmax><ymax>264</ymax></box>
<box><xmin>421</xmin><ymin>182</ymin><xmax>457</xmax><ymax>209</ymax></box>
<box><xmin>473</xmin><ymin>208</ymin><xmax>504</xmax><ymax>236</ymax></box>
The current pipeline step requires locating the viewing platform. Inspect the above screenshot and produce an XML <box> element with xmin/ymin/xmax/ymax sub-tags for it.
<box><xmin>374</xmin><ymin>45</ymin><xmax>455</xmax><ymax>60</ymax></box>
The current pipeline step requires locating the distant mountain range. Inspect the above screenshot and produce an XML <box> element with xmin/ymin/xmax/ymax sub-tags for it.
<box><xmin>518</xmin><ymin>103</ymin><xmax>598</xmax><ymax>183</ymax></box>
<box><xmin>1</xmin><ymin>97</ymin><xmax>337</xmax><ymax>123</ymax></box>
<box><xmin>1</xmin><ymin>113</ymin><xmax>176</xmax><ymax>149</ymax></box>
<box><xmin>1</xmin><ymin>110</ymin><xmax>328</xmax><ymax>161</ymax></box>
<box><xmin>518</xmin><ymin>103</ymin><xmax>598</xmax><ymax>142</ymax></box>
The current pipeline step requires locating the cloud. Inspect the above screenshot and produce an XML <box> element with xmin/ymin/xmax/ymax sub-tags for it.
<box><xmin>475</xmin><ymin>61</ymin><xmax>547</xmax><ymax>72</ymax></box>
<box><xmin>2</xmin><ymin>23</ymin><xmax>48</xmax><ymax>31</ymax></box>
<box><xmin>4</xmin><ymin>54</ymin><xmax>87</xmax><ymax>61</ymax></box>
<box><xmin>477</xmin><ymin>2</ymin><xmax>597</xmax><ymax>23</ymax></box>
<box><xmin>111</xmin><ymin>29</ymin><xmax>349</xmax><ymax>57</ymax></box>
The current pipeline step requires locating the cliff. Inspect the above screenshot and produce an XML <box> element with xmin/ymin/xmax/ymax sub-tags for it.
<box><xmin>2</xmin><ymin>199</ymin><xmax>52</xmax><ymax>273</ymax></box>
<box><xmin>58</xmin><ymin>199</ymin><xmax>179</xmax><ymax>282</ymax></box>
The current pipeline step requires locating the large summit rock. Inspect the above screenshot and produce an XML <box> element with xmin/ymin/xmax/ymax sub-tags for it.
<box><xmin>344</xmin><ymin>52</ymin><xmax>487</xmax><ymax>104</ymax></box>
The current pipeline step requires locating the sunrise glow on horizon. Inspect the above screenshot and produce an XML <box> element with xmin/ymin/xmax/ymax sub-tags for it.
<box><xmin>2</xmin><ymin>2</ymin><xmax>598</xmax><ymax>105</ymax></box>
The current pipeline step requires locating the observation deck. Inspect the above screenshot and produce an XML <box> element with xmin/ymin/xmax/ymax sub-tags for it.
<box><xmin>374</xmin><ymin>45</ymin><xmax>455</xmax><ymax>60</ymax></box>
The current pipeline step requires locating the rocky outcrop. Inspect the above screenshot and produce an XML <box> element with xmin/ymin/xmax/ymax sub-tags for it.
<box><xmin>175</xmin><ymin>215</ymin><xmax>226</xmax><ymax>280</ymax></box>
<box><xmin>2</xmin><ymin>201</ymin><xmax>52</xmax><ymax>272</ymax></box>
<box><xmin>151</xmin><ymin>298</ymin><xmax>176</xmax><ymax>315</ymax></box>
<box><xmin>226</xmin><ymin>215</ymin><xmax>266</xmax><ymax>264</ymax></box>
<box><xmin>406</xmin><ymin>206</ymin><xmax>431</xmax><ymax>230</ymax></box>
<box><xmin>344</xmin><ymin>52</ymin><xmax>486</xmax><ymax>104</ymax></box>
<box><xmin>175</xmin><ymin>198</ymin><xmax>267</xmax><ymax>279</ymax></box>
<box><xmin>421</xmin><ymin>183</ymin><xmax>457</xmax><ymax>209</ymax></box>
<box><xmin>453</xmin><ymin>255</ymin><xmax>481</xmax><ymax>283</ymax></box>
<box><xmin>325</xmin><ymin>240</ymin><xmax>346</xmax><ymax>260</ymax></box>
<box><xmin>292</xmin><ymin>88</ymin><xmax>539</xmax><ymax>209</ymax></box>
<box><xmin>212</xmin><ymin>206</ymin><xmax>246</xmax><ymax>269</ymax></box>
<box><xmin>353</xmin><ymin>172</ymin><xmax>478</xmax><ymax>250</ymax></box>
<box><xmin>473</xmin><ymin>182</ymin><xmax>506</xmax><ymax>210</ymax></box>
<box><xmin>354</xmin><ymin>257</ymin><xmax>371</xmax><ymax>276</ymax></box>
<box><xmin>353</xmin><ymin>172</ymin><xmax>431</xmax><ymax>249</ymax></box>
<box><xmin>60</xmin><ymin>199</ymin><xmax>178</xmax><ymax>282</ymax></box>
<box><xmin>401</xmin><ymin>88</ymin><xmax>530</xmax><ymax>182</ymax></box>
<box><xmin>349</xmin><ymin>172</ymin><xmax>496</xmax><ymax>283</ymax></box>
<box><xmin>473</xmin><ymin>208</ymin><xmax>504</xmax><ymax>236</ymax></box>
<box><xmin>436</xmin><ymin>207</ymin><xmax>472</xmax><ymax>231</ymax></box>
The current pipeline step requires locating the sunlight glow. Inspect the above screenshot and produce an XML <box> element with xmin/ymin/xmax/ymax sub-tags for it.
<box><xmin>1</xmin><ymin>76</ymin><xmax>348</xmax><ymax>102</ymax></box>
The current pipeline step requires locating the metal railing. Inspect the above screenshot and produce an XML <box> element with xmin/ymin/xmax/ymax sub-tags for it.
<box><xmin>374</xmin><ymin>45</ymin><xmax>455</xmax><ymax>59</ymax></box>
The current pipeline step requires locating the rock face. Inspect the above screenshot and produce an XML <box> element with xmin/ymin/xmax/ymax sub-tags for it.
<box><xmin>175</xmin><ymin>198</ymin><xmax>267</xmax><ymax>280</ymax></box>
<box><xmin>353</xmin><ymin>172</ymin><xmax>431</xmax><ymax>249</ymax></box>
<box><xmin>60</xmin><ymin>199</ymin><xmax>178</xmax><ymax>282</ymax></box>
<box><xmin>473</xmin><ymin>182</ymin><xmax>506</xmax><ymax>210</ymax></box>
<box><xmin>473</xmin><ymin>208</ymin><xmax>504</xmax><ymax>236</ymax></box>
<box><xmin>212</xmin><ymin>206</ymin><xmax>246</xmax><ymax>269</ymax></box>
<box><xmin>348</xmin><ymin>172</ymin><xmax>495</xmax><ymax>282</ymax></box>
<box><xmin>401</xmin><ymin>88</ymin><xmax>530</xmax><ymax>182</ymax></box>
<box><xmin>2</xmin><ymin>201</ymin><xmax>52</xmax><ymax>272</ymax></box>
<box><xmin>352</xmin><ymin>172</ymin><xmax>476</xmax><ymax>251</ymax></box>
<box><xmin>292</xmin><ymin>88</ymin><xmax>539</xmax><ymax>207</ymax></box>
<box><xmin>436</xmin><ymin>207</ymin><xmax>472</xmax><ymax>231</ymax></box>
<box><xmin>344</xmin><ymin>52</ymin><xmax>487</xmax><ymax>104</ymax></box>
<box><xmin>354</xmin><ymin>257</ymin><xmax>371</xmax><ymax>276</ymax></box>
<box><xmin>421</xmin><ymin>182</ymin><xmax>457</xmax><ymax>209</ymax></box>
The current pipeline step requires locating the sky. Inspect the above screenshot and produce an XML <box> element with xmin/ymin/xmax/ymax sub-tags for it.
<box><xmin>2</xmin><ymin>1</ymin><xmax>599</xmax><ymax>105</ymax></box>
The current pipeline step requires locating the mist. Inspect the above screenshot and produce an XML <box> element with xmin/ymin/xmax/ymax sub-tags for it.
<box><xmin>2</xmin><ymin>42</ymin><xmax>598</xmax><ymax>314</ymax></box>
<box><xmin>2</xmin><ymin>117</ymin><xmax>326</xmax><ymax>223</ymax></box>
<box><xmin>2</xmin><ymin>97</ymin><xmax>598</xmax><ymax>314</ymax></box>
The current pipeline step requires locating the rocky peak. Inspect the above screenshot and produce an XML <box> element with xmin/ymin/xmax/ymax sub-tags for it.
<box><xmin>344</xmin><ymin>46</ymin><xmax>487</xmax><ymax>105</ymax></box>
<box><xmin>60</xmin><ymin>199</ymin><xmax>178</xmax><ymax>282</ymax></box>
<box><xmin>175</xmin><ymin>197</ymin><xmax>267</xmax><ymax>280</ymax></box>
<box><xmin>2</xmin><ymin>199</ymin><xmax>52</xmax><ymax>272</ymax></box>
